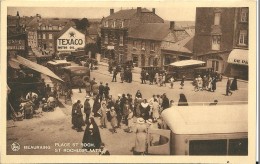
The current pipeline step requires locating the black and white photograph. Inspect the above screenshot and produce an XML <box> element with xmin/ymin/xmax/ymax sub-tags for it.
<box><xmin>1</xmin><ymin>1</ymin><xmax>257</xmax><ymax>163</ymax></box>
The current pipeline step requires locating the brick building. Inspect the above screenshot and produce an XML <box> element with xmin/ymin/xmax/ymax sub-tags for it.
<box><xmin>193</xmin><ymin>7</ymin><xmax>248</xmax><ymax>79</ymax></box>
<box><xmin>128</xmin><ymin>21</ymin><xmax>194</xmax><ymax>67</ymax></box>
<box><xmin>100</xmin><ymin>7</ymin><xmax>164</xmax><ymax>64</ymax></box>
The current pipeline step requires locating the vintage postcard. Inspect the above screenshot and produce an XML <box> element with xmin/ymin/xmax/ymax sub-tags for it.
<box><xmin>0</xmin><ymin>0</ymin><xmax>257</xmax><ymax>163</ymax></box>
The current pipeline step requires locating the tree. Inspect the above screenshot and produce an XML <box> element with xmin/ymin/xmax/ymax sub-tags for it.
<box><xmin>85</xmin><ymin>43</ymin><xmax>98</xmax><ymax>58</ymax></box>
<box><xmin>72</xmin><ymin>18</ymin><xmax>90</xmax><ymax>32</ymax></box>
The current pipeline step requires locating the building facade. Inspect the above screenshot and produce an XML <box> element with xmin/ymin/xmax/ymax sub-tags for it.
<box><xmin>193</xmin><ymin>7</ymin><xmax>248</xmax><ymax>79</ymax></box>
<box><xmin>100</xmin><ymin>7</ymin><xmax>164</xmax><ymax>64</ymax></box>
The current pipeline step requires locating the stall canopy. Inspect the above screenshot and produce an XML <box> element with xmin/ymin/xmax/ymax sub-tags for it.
<box><xmin>169</xmin><ymin>60</ymin><xmax>205</xmax><ymax>67</ymax></box>
<box><xmin>9</xmin><ymin>55</ymin><xmax>63</xmax><ymax>82</ymax></box>
<box><xmin>227</xmin><ymin>49</ymin><xmax>248</xmax><ymax>66</ymax></box>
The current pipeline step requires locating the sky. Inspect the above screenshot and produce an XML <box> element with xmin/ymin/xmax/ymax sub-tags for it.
<box><xmin>7</xmin><ymin>7</ymin><xmax>196</xmax><ymax>21</ymax></box>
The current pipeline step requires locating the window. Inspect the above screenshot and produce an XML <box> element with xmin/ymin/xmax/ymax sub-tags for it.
<box><xmin>53</xmin><ymin>26</ymin><xmax>58</xmax><ymax>30</ymax></box>
<box><xmin>42</xmin><ymin>26</ymin><xmax>46</xmax><ymax>30</ymax></box>
<box><xmin>212</xmin><ymin>60</ymin><xmax>219</xmax><ymax>72</ymax></box>
<box><xmin>49</xmin><ymin>34</ymin><xmax>53</xmax><ymax>39</ymax></box>
<box><xmin>112</xmin><ymin>21</ymin><xmax>116</xmax><ymax>28</ymax></box>
<box><xmin>189</xmin><ymin>139</ymin><xmax>228</xmax><ymax>155</ymax></box>
<box><xmin>38</xmin><ymin>34</ymin><xmax>41</xmax><ymax>39</ymax></box>
<box><xmin>120</xmin><ymin>21</ymin><xmax>124</xmax><ymax>28</ymax></box>
<box><xmin>104</xmin><ymin>21</ymin><xmax>108</xmax><ymax>27</ymax></box>
<box><xmin>49</xmin><ymin>25</ymin><xmax>52</xmax><ymax>30</ymax></box>
<box><xmin>119</xmin><ymin>35</ymin><xmax>123</xmax><ymax>46</ymax></box>
<box><xmin>49</xmin><ymin>42</ymin><xmax>53</xmax><ymax>47</ymax></box>
<box><xmin>133</xmin><ymin>41</ymin><xmax>137</xmax><ymax>49</ymax></box>
<box><xmin>58</xmin><ymin>26</ymin><xmax>62</xmax><ymax>30</ymax></box>
<box><xmin>241</xmin><ymin>8</ymin><xmax>248</xmax><ymax>22</ymax></box>
<box><xmin>46</xmin><ymin>26</ymin><xmax>49</xmax><ymax>30</ymax></box>
<box><xmin>150</xmin><ymin>42</ymin><xmax>155</xmax><ymax>51</ymax></box>
<box><xmin>141</xmin><ymin>42</ymin><xmax>146</xmax><ymax>50</ymax></box>
<box><xmin>214</xmin><ymin>12</ymin><xmax>221</xmax><ymax>25</ymax></box>
<box><xmin>42</xmin><ymin>34</ymin><xmax>46</xmax><ymax>39</ymax></box>
<box><xmin>239</xmin><ymin>30</ymin><xmax>248</xmax><ymax>45</ymax></box>
<box><xmin>212</xmin><ymin>35</ymin><xmax>221</xmax><ymax>50</ymax></box>
<box><xmin>104</xmin><ymin>34</ymin><xmax>108</xmax><ymax>44</ymax></box>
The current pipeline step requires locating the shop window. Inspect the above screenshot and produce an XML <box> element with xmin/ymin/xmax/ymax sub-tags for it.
<box><xmin>212</xmin><ymin>60</ymin><xmax>219</xmax><ymax>72</ymax></box>
<box><xmin>238</xmin><ymin>30</ymin><xmax>248</xmax><ymax>45</ymax></box>
<box><xmin>119</xmin><ymin>35</ymin><xmax>123</xmax><ymax>46</ymax></box>
<box><xmin>104</xmin><ymin>34</ymin><xmax>108</xmax><ymax>44</ymax></box>
<box><xmin>214</xmin><ymin>13</ymin><xmax>221</xmax><ymax>25</ymax></box>
<box><xmin>240</xmin><ymin>8</ymin><xmax>248</xmax><ymax>22</ymax></box>
<box><xmin>212</xmin><ymin>35</ymin><xmax>221</xmax><ymax>50</ymax></box>
<box><xmin>42</xmin><ymin>34</ymin><xmax>46</xmax><ymax>39</ymax></box>
<box><xmin>49</xmin><ymin>34</ymin><xmax>53</xmax><ymax>39</ymax></box>
<box><xmin>150</xmin><ymin>42</ymin><xmax>155</xmax><ymax>51</ymax></box>
<box><xmin>141</xmin><ymin>42</ymin><xmax>146</xmax><ymax>50</ymax></box>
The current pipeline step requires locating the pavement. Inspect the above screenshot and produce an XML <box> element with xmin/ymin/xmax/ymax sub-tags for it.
<box><xmin>6</xmin><ymin>61</ymin><xmax>248</xmax><ymax>155</ymax></box>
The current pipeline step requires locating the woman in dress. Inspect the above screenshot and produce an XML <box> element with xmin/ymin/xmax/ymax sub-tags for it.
<box><xmin>140</xmin><ymin>99</ymin><xmax>150</xmax><ymax>120</ymax></box>
<box><xmin>133</xmin><ymin>118</ymin><xmax>147</xmax><ymax>155</ymax></box>
<box><xmin>110</xmin><ymin>107</ymin><xmax>118</xmax><ymax>133</ymax></box>
<box><xmin>230</xmin><ymin>76</ymin><xmax>238</xmax><ymax>91</ymax></box>
<box><xmin>99</xmin><ymin>102</ymin><xmax>108</xmax><ymax>129</ymax></box>
<box><xmin>152</xmin><ymin>99</ymin><xmax>160</xmax><ymax>121</ymax></box>
<box><xmin>82</xmin><ymin>117</ymin><xmax>102</xmax><ymax>150</ymax></box>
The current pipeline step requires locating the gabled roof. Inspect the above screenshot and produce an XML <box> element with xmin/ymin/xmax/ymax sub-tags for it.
<box><xmin>162</xmin><ymin>36</ymin><xmax>194</xmax><ymax>53</ymax></box>
<box><xmin>104</xmin><ymin>8</ymin><xmax>151</xmax><ymax>20</ymax></box>
<box><xmin>128</xmin><ymin>23</ymin><xmax>170</xmax><ymax>41</ymax></box>
<box><xmin>55</xmin><ymin>24</ymin><xmax>84</xmax><ymax>39</ymax></box>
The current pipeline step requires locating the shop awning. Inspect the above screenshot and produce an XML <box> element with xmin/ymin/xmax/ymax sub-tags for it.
<box><xmin>10</xmin><ymin>55</ymin><xmax>63</xmax><ymax>82</ymax></box>
<box><xmin>169</xmin><ymin>60</ymin><xmax>205</xmax><ymax>67</ymax></box>
<box><xmin>227</xmin><ymin>49</ymin><xmax>248</xmax><ymax>65</ymax></box>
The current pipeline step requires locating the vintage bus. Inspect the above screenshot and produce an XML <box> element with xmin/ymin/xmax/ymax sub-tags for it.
<box><xmin>46</xmin><ymin>60</ymin><xmax>72</xmax><ymax>76</ymax></box>
<box><xmin>62</xmin><ymin>66</ymin><xmax>90</xmax><ymax>87</ymax></box>
<box><xmin>147</xmin><ymin>104</ymin><xmax>248</xmax><ymax>155</ymax></box>
<box><xmin>165</xmin><ymin>60</ymin><xmax>211</xmax><ymax>81</ymax></box>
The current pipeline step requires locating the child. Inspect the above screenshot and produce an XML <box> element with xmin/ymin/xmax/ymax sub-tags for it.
<box><xmin>170</xmin><ymin>77</ymin><xmax>174</xmax><ymax>89</ymax></box>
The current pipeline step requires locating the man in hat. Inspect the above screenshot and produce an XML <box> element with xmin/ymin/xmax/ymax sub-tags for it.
<box><xmin>84</xmin><ymin>96</ymin><xmax>91</xmax><ymax>122</ymax></box>
<box><xmin>75</xmin><ymin>100</ymin><xmax>84</xmax><ymax>132</ymax></box>
<box><xmin>111</xmin><ymin>67</ymin><xmax>117</xmax><ymax>82</ymax></box>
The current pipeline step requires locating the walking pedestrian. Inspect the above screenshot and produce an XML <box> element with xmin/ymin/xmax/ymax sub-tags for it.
<box><xmin>92</xmin><ymin>96</ymin><xmax>101</xmax><ymax>117</ymax></box>
<box><xmin>140</xmin><ymin>99</ymin><xmax>150</xmax><ymax>120</ymax></box>
<box><xmin>230</xmin><ymin>76</ymin><xmax>238</xmax><ymax>91</ymax></box>
<box><xmin>120</xmin><ymin>68</ymin><xmax>125</xmax><ymax>83</ymax></box>
<box><xmin>99</xmin><ymin>102</ymin><xmax>108</xmax><ymax>128</ymax></box>
<box><xmin>82</xmin><ymin>117</ymin><xmax>102</xmax><ymax>150</ymax></box>
<box><xmin>208</xmin><ymin>75</ymin><xmax>212</xmax><ymax>91</ymax></box>
<box><xmin>104</xmin><ymin>83</ymin><xmax>110</xmax><ymax>99</ymax></box>
<box><xmin>99</xmin><ymin>82</ymin><xmax>105</xmax><ymax>102</ymax></box>
<box><xmin>226</xmin><ymin>77</ymin><xmax>233</xmax><ymax>96</ymax></box>
<box><xmin>110</xmin><ymin>107</ymin><xmax>118</xmax><ymax>133</ymax></box>
<box><xmin>112</xmin><ymin>67</ymin><xmax>117</xmax><ymax>82</ymax></box>
<box><xmin>74</xmin><ymin>100</ymin><xmax>84</xmax><ymax>132</ymax></box>
<box><xmin>211</xmin><ymin>76</ymin><xmax>217</xmax><ymax>92</ymax></box>
<box><xmin>180</xmin><ymin>75</ymin><xmax>185</xmax><ymax>89</ymax></box>
<box><xmin>123</xmin><ymin>102</ymin><xmax>130</xmax><ymax>126</ymax></box>
<box><xmin>115</xmin><ymin>98</ymin><xmax>122</xmax><ymax>128</ymax></box>
<box><xmin>133</xmin><ymin>118</ymin><xmax>147</xmax><ymax>155</ymax></box>
<box><xmin>127</xmin><ymin>109</ymin><xmax>134</xmax><ymax>133</ymax></box>
<box><xmin>161</xmin><ymin>93</ymin><xmax>170</xmax><ymax>111</ymax></box>
<box><xmin>140</xmin><ymin>69</ymin><xmax>146</xmax><ymax>84</ymax></box>
<box><xmin>152</xmin><ymin>99</ymin><xmax>160</xmax><ymax>121</ymax></box>
<box><xmin>84</xmin><ymin>96</ymin><xmax>91</xmax><ymax>123</ymax></box>
<box><xmin>169</xmin><ymin>77</ymin><xmax>174</xmax><ymax>89</ymax></box>
<box><xmin>85</xmin><ymin>81</ymin><xmax>91</xmax><ymax>96</ymax></box>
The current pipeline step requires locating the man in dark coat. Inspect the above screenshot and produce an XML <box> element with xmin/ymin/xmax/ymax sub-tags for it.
<box><xmin>104</xmin><ymin>83</ymin><xmax>110</xmax><ymax>99</ymax></box>
<box><xmin>84</xmin><ymin>96</ymin><xmax>91</xmax><ymax>123</ymax></box>
<box><xmin>74</xmin><ymin>100</ymin><xmax>84</xmax><ymax>132</ymax></box>
<box><xmin>140</xmin><ymin>69</ymin><xmax>146</xmax><ymax>84</ymax></box>
<box><xmin>226</xmin><ymin>78</ymin><xmax>233</xmax><ymax>96</ymax></box>
<box><xmin>99</xmin><ymin>82</ymin><xmax>105</xmax><ymax>102</ymax></box>
<box><xmin>112</xmin><ymin>68</ymin><xmax>117</xmax><ymax>82</ymax></box>
<box><xmin>161</xmin><ymin>93</ymin><xmax>170</xmax><ymax>110</ymax></box>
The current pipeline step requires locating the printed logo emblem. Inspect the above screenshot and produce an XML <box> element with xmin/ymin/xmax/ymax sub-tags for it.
<box><xmin>11</xmin><ymin>142</ymin><xmax>20</xmax><ymax>151</ymax></box>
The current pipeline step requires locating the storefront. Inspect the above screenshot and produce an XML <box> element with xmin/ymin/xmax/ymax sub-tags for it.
<box><xmin>227</xmin><ymin>49</ymin><xmax>248</xmax><ymax>80</ymax></box>
<box><xmin>56</xmin><ymin>26</ymin><xmax>85</xmax><ymax>53</ymax></box>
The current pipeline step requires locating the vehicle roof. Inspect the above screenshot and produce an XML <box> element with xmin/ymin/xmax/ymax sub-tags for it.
<box><xmin>161</xmin><ymin>104</ymin><xmax>248</xmax><ymax>135</ymax></box>
<box><xmin>63</xmin><ymin>66</ymin><xmax>90</xmax><ymax>71</ymax></box>
<box><xmin>47</xmin><ymin>60</ymin><xmax>71</xmax><ymax>65</ymax></box>
<box><xmin>169</xmin><ymin>60</ymin><xmax>205</xmax><ymax>67</ymax></box>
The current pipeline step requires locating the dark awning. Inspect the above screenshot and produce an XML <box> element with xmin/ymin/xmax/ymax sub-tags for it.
<box><xmin>10</xmin><ymin>55</ymin><xmax>63</xmax><ymax>82</ymax></box>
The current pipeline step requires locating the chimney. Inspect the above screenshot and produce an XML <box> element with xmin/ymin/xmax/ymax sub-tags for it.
<box><xmin>170</xmin><ymin>21</ymin><xmax>175</xmax><ymax>30</ymax></box>
<box><xmin>152</xmin><ymin>8</ymin><xmax>155</xmax><ymax>14</ymax></box>
<box><xmin>137</xmin><ymin>7</ymin><xmax>142</xmax><ymax>14</ymax></box>
<box><xmin>16</xmin><ymin>11</ymin><xmax>20</xmax><ymax>17</ymax></box>
<box><xmin>110</xmin><ymin>9</ymin><xmax>114</xmax><ymax>15</ymax></box>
